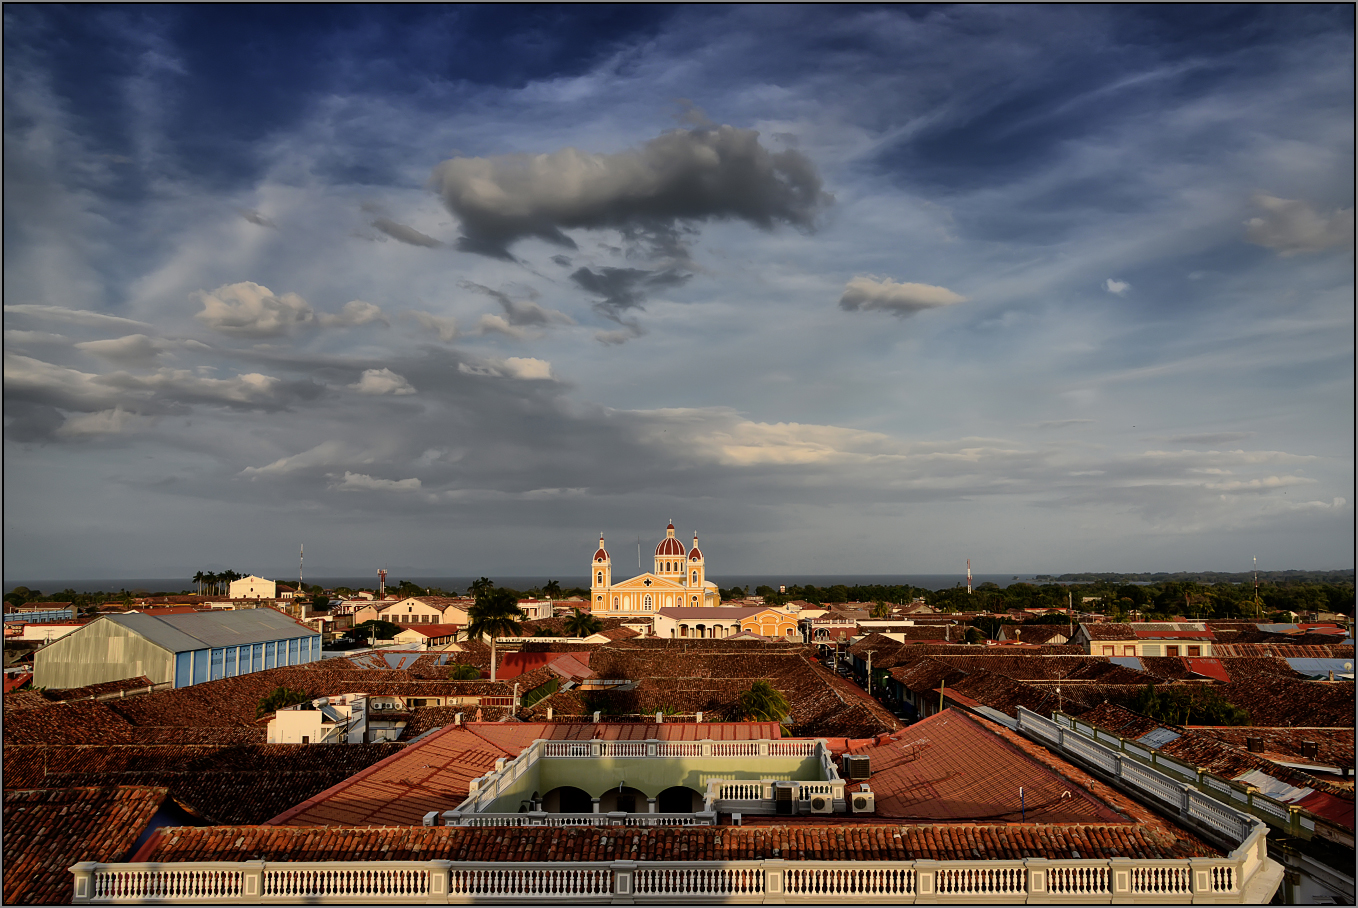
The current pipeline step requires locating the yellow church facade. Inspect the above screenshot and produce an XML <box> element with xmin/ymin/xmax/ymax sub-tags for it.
<box><xmin>590</xmin><ymin>523</ymin><xmax>720</xmax><ymax>616</ymax></box>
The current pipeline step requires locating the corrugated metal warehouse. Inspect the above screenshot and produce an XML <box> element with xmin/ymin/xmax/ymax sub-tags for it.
<box><xmin>32</xmin><ymin>609</ymin><xmax>321</xmax><ymax>690</ymax></box>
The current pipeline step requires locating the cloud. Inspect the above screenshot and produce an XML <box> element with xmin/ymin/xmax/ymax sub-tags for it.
<box><xmin>1036</xmin><ymin>418</ymin><xmax>1095</xmax><ymax>429</ymax></box>
<box><xmin>196</xmin><ymin>283</ymin><xmax>386</xmax><ymax>336</ymax></box>
<box><xmin>571</xmin><ymin>265</ymin><xmax>692</xmax><ymax>316</ymax></box>
<box><xmin>1165</xmin><ymin>432</ymin><xmax>1254</xmax><ymax>445</ymax></box>
<box><xmin>501</xmin><ymin>357</ymin><xmax>553</xmax><ymax>381</ymax></box>
<box><xmin>195</xmin><ymin>281</ymin><xmax>315</xmax><ymax>337</ymax></box>
<box><xmin>242</xmin><ymin>441</ymin><xmax>369</xmax><ymax>477</ymax></box>
<box><xmin>238</xmin><ymin>208</ymin><xmax>277</xmax><ymax>228</ymax></box>
<box><xmin>838</xmin><ymin>276</ymin><xmax>967</xmax><ymax>317</ymax></box>
<box><xmin>3</xmin><ymin>305</ymin><xmax>153</xmax><ymax>331</ymax></box>
<box><xmin>550</xmin><ymin>255</ymin><xmax>573</xmax><ymax>267</ymax></box>
<box><xmin>371</xmin><ymin>217</ymin><xmax>443</xmax><ymax>248</ymax></box>
<box><xmin>408</xmin><ymin>310</ymin><xmax>459</xmax><ymax>342</ymax></box>
<box><xmin>317</xmin><ymin>299</ymin><xmax>388</xmax><ymax>328</ymax></box>
<box><xmin>465</xmin><ymin>282</ymin><xmax>574</xmax><ymax>329</ymax></box>
<box><xmin>332</xmin><ymin>471</ymin><xmax>422</xmax><ymax>492</ymax></box>
<box><xmin>349</xmin><ymin>368</ymin><xmax>415</xmax><ymax>395</ymax></box>
<box><xmin>1104</xmin><ymin>278</ymin><xmax>1129</xmax><ymax>295</ymax></box>
<box><xmin>457</xmin><ymin>357</ymin><xmax>555</xmax><ymax>381</ymax></box>
<box><xmin>475</xmin><ymin>314</ymin><xmax>531</xmax><ymax>340</ymax></box>
<box><xmin>430</xmin><ymin>124</ymin><xmax>831</xmax><ymax>258</ymax></box>
<box><xmin>595</xmin><ymin>321</ymin><xmax>647</xmax><ymax>345</ymax></box>
<box><xmin>1244</xmin><ymin>195</ymin><xmax>1354</xmax><ymax>255</ymax></box>
<box><xmin>74</xmin><ymin>334</ymin><xmax>164</xmax><ymax>367</ymax></box>
<box><xmin>55</xmin><ymin>406</ymin><xmax>149</xmax><ymax>437</ymax></box>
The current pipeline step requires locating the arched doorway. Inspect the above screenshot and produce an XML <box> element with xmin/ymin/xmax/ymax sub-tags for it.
<box><xmin>544</xmin><ymin>786</ymin><xmax>592</xmax><ymax>814</ymax></box>
<box><xmin>658</xmin><ymin>786</ymin><xmax>703</xmax><ymax>813</ymax></box>
<box><xmin>598</xmin><ymin>786</ymin><xmax>648</xmax><ymax>813</ymax></box>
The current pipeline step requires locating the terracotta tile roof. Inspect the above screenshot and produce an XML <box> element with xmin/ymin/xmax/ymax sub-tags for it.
<box><xmin>1216</xmin><ymin>676</ymin><xmax>1355</xmax><ymax>727</ymax></box>
<box><xmin>844</xmin><ymin>710</ymin><xmax>1127</xmax><ymax>824</ymax></box>
<box><xmin>1212</xmin><ymin>643</ymin><xmax>1353</xmax><ymax>658</ymax></box>
<box><xmin>395</xmin><ymin>624</ymin><xmax>463</xmax><ymax>638</ymax></box>
<box><xmin>4</xmin><ymin>786</ymin><xmax>165</xmax><ymax>904</ymax></box>
<box><xmin>1194</xmin><ymin>726</ymin><xmax>1355</xmax><ymax>768</ymax></box>
<box><xmin>4</xmin><ymin>742</ymin><xmax>406</xmax><ymax>824</ymax></box>
<box><xmin>1075</xmin><ymin>703</ymin><xmax>1354</xmax><ymax>828</ymax></box>
<box><xmin>270</xmin><ymin>721</ymin><xmax>786</xmax><ymax>827</ymax></box>
<box><xmin>1002</xmin><ymin>625</ymin><xmax>1071</xmax><ymax>645</ymax></box>
<box><xmin>134</xmin><ymin>819</ymin><xmax>1222</xmax><ymax>864</ymax></box>
<box><xmin>41</xmin><ymin>676</ymin><xmax>156</xmax><ymax>702</ymax></box>
<box><xmin>1080</xmin><ymin>624</ymin><xmax>1136</xmax><ymax>640</ymax></box>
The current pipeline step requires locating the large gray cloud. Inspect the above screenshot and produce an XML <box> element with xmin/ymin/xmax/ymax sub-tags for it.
<box><xmin>839</xmin><ymin>276</ymin><xmax>967</xmax><ymax>318</ymax></box>
<box><xmin>570</xmin><ymin>266</ymin><xmax>693</xmax><ymax>318</ymax></box>
<box><xmin>430</xmin><ymin>124</ymin><xmax>832</xmax><ymax>259</ymax></box>
<box><xmin>1244</xmin><ymin>195</ymin><xmax>1354</xmax><ymax>256</ymax></box>
<box><xmin>371</xmin><ymin>217</ymin><xmax>443</xmax><ymax>248</ymax></box>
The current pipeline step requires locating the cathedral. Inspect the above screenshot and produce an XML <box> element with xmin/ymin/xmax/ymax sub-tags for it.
<box><xmin>590</xmin><ymin>523</ymin><xmax>720</xmax><ymax>615</ymax></box>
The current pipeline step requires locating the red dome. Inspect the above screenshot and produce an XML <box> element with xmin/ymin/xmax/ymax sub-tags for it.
<box><xmin>594</xmin><ymin>548</ymin><xmax>609</xmax><ymax>562</ymax></box>
<box><xmin>688</xmin><ymin>547</ymin><xmax>703</xmax><ymax>561</ymax></box>
<box><xmin>655</xmin><ymin>536</ymin><xmax>686</xmax><ymax>557</ymax></box>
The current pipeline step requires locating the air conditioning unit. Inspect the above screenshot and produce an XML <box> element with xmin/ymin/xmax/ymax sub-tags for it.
<box><xmin>809</xmin><ymin>794</ymin><xmax>834</xmax><ymax>815</ymax></box>
<box><xmin>851</xmin><ymin>787</ymin><xmax>876</xmax><ymax>815</ymax></box>
<box><xmin>842</xmin><ymin>754</ymin><xmax>871</xmax><ymax>780</ymax></box>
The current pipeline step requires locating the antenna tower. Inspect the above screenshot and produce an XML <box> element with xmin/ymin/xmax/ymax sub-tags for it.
<box><xmin>299</xmin><ymin>544</ymin><xmax>304</xmax><ymax>592</ymax></box>
<box><xmin>379</xmin><ymin>568</ymin><xmax>387</xmax><ymax>601</ymax></box>
<box><xmin>967</xmin><ymin>559</ymin><xmax>973</xmax><ymax>595</ymax></box>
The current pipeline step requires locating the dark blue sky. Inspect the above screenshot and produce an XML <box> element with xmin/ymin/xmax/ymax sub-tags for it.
<box><xmin>4</xmin><ymin>5</ymin><xmax>1353</xmax><ymax>579</ymax></box>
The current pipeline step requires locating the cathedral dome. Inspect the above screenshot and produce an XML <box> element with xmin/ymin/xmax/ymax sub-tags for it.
<box><xmin>655</xmin><ymin>522</ymin><xmax>686</xmax><ymax>557</ymax></box>
<box><xmin>688</xmin><ymin>532</ymin><xmax>703</xmax><ymax>560</ymax></box>
<box><xmin>594</xmin><ymin>534</ymin><xmax>609</xmax><ymax>562</ymax></box>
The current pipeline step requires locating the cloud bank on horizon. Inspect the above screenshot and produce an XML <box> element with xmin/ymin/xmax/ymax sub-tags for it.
<box><xmin>2</xmin><ymin>5</ymin><xmax>1353</xmax><ymax>580</ymax></box>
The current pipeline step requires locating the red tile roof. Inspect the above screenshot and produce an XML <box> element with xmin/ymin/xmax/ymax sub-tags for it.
<box><xmin>268</xmin><ymin>721</ymin><xmax>785</xmax><ymax>827</ymax></box>
<box><xmin>133</xmin><ymin>819</ymin><xmax>1221</xmax><ymax>864</ymax></box>
<box><xmin>4</xmin><ymin>786</ymin><xmax>166</xmax><ymax>905</ymax></box>
<box><xmin>843</xmin><ymin>711</ymin><xmax>1127</xmax><ymax>825</ymax></box>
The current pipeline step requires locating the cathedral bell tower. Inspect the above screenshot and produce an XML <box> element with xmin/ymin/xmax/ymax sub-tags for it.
<box><xmin>687</xmin><ymin>532</ymin><xmax>705</xmax><ymax>592</ymax></box>
<box><xmin>591</xmin><ymin>534</ymin><xmax>610</xmax><ymax>612</ymax></box>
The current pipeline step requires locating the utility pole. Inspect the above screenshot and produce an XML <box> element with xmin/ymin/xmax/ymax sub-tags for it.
<box><xmin>864</xmin><ymin>649</ymin><xmax>876</xmax><ymax>696</ymax></box>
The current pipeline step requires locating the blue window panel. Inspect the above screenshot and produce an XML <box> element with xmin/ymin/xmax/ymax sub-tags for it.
<box><xmin>288</xmin><ymin>637</ymin><xmax>299</xmax><ymax>665</ymax></box>
<box><xmin>210</xmin><ymin>648</ymin><xmax>224</xmax><ymax>680</ymax></box>
<box><xmin>175</xmin><ymin>652</ymin><xmax>192</xmax><ymax>688</ymax></box>
<box><xmin>192</xmin><ymin>650</ymin><xmax>209</xmax><ymax>685</ymax></box>
<box><xmin>252</xmin><ymin>643</ymin><xmax>264</xmax><ymax>673</ymax></box>
<box><xmin>225</xmin><ymin>647</ymin><xmax>237</xmax><ymax>678</ymax></box>
<box><xmin>264</xmin><ymin>641</ymin><xmax>276</xmax><ymax>669</ymax></box>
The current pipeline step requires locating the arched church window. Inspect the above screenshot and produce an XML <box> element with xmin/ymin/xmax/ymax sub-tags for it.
<box><xmin>644</xmin><ymin>594</ymin><xmax>653</xmax><ymax>610</ymax></box>
<box><xmin>691</xmin><ymin>570</ymin><xmax>698</xmax><ymax>584</ymax></box>
<box><xmin>691</xmin><ymin>596</ymin><xmax>698</xmax><ymax>605</ymax></box>
<box><xmin>597</xmin><ymin>571</ymin><xmax>603</xmax><ymax>584</ymax></box>
<box><xmin>613</xmin><ymin>596</ymin><xmax>619</xmax><ymax>608</ymax></box>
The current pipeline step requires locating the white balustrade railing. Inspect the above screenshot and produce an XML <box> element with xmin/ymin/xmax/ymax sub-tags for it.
<box><xmin>785</xmin><ymin>864</ymin><xmax>915</xmax><ymax>898</ymax></box>
<box><xmin>712</xmin><ymin>742</ymin><xmax>761</xmax><ymax>756</ymax></box>
<box><xmin>263</xmin><ymin>865</ymin><xmax>430</xmax><ymax>899</ymax></box>
<box><xmin>634</xmin><ymin>864</ymin><xmax>765</xmax><ymax>898</ymax></box>
<box><xmin>938</xmin><ymin>863</ymin><xmax>1027</xmax><ymax>897</ymax></box>
<box><xmin>71</xmin><ymin>855</ymin><xmax>1270</xmax><ymax>904</ymax></box>
<box><xmin>1127</xmin><ymin>863</ymin><xmax>1190</xmax><ymax>896</ymax></box>
<box><xmin>449</xmin><ymin>864</ymin><xmax>612</xmax><ymax>899</ymax></box>
<box><xmin>657</xmin><ymin>742</ymin><xmax>701</xmax><ymax>757</ymax></box>
<box><xmin>769</xmin><ymin>740</ymin><xmax>816</xmax><ymax>756</ymax></box>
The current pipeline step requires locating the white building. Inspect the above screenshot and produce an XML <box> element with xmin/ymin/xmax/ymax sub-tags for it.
<box><xmin>266</xmin><ymin>693</ymin><xmax>407</xmax><ymax>745</ymax></box>
<box><xmin>228</xmin><ymin>575</ymin><xmax>277</xmax><ymax>600</ymax></box>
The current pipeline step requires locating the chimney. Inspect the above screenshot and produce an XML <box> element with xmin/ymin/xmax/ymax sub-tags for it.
<box><xmin>1301</xmin><ymin>740</ymin><xmax>1318</xmax><ymax>760</ymax></box>
<box><xmin>1245</xmin><ymin>736</ymin><xmax>1263</xmax><ymax>753</ymax></box>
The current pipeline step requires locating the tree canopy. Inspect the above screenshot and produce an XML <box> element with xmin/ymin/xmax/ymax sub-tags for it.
<box><xmin>563</xmin><ymin>608</ymin><xmax>603</xmax><ymax>638</ymax></box>
<box><xmin>738</xmin><ymin>680</ymin><xmax>791</xmax><ymax>724</ymax></box>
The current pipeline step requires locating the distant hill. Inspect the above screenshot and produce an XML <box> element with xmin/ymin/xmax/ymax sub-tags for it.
<box><xmin>1031</xmin><ymin>569</ymin><xmax>1354</xmax><ymax>585</ymax></box>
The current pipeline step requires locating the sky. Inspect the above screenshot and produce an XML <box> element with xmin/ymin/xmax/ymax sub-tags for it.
<box><xmin>3</xmin><ymin>5</ymin><xmax>1354</xmax><ymax>582</ymax></box>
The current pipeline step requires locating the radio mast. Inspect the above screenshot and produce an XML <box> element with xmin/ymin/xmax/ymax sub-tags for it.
<box><xmin>967</xmin><ymin>559</ymin><xmax>973</xmax><ymax>595</ymax></box>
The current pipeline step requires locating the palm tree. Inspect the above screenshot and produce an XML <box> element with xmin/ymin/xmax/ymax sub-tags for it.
<box><xmin>738</xmin><ymin>680</ymin><xmax>790</xmax><ymax>724</ymax></box>
<box><xmin>544</xmin><ymin>579</ymin><xmax>562</xmax><ymax>599</ymax></box>
<box><xmin>563</xmin><ymin>608</ymin><xmax>602</xmax><ymax>638</ymax></box>
<box><xmin>193</xmin><ymin>571</ymin><xmax>205</xmax><ymax>595</ymax></box>
<box><xmin>466</xmin><ymin>587</ymin><xmax>523</xmax><ymax>683</ymax></box>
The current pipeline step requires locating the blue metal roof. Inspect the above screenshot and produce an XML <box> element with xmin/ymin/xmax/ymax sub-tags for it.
<box><xmin>1283</xmin><ymin>658</ymin><xmax>1354</xmax><ymax>678</ymax></box>
<box><xmin>1110</xmin><ymin>656</ymin><xmax>1143</xmax><ymax>672</ymax></box>
<box><xmin>1135</xmin><ymin>727</ymin><xmax>1182</xmax><ymax>749</ymax></box>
